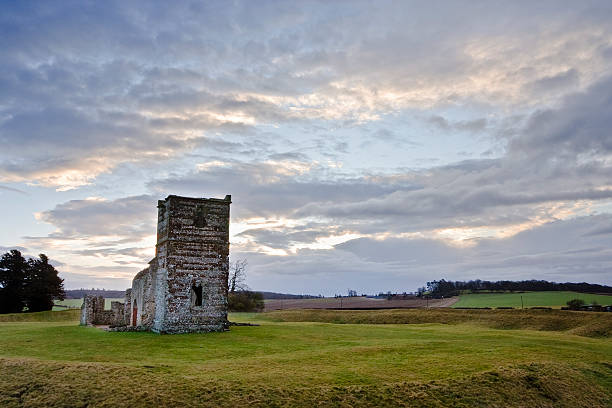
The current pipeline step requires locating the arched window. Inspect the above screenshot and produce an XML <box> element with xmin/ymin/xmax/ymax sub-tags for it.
<box><xmin>192</xmin><ymin>284</ymin><xmax>203</xmax><ymax>307</ymax></box>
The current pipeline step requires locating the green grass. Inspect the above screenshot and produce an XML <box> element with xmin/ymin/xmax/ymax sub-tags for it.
<box><xmin>0</xmin><ymin>309</ymin><xmax>611</xmax><ymax>407</ymax></box>
<box><xmin>0</xmin><ymin>309</ymin><xmax>80</xmax><ymax>322</ymax></box>
<box><xmin>453</xmin><ymin>291</ymin><xmax>612</xmax><ymax>309</ymax></box>
<box><xmin>52</xmin><ymin>297</ymin><xmax>124</xmax><ymax>311</ymax></box>
<box><xmin>261</xmin><ymin>308</ymin><xmax>612</xmax><ymax>338</ymax></box>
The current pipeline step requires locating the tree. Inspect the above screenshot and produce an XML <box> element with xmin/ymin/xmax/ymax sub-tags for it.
<box><xmin>0</xmin><ymin>250</ymin><xmax>29</xmax><ymax>313</ymax></box>
<box><xmin>228</xmin><ymin>259</ymin><xmax>248</xmax><ymax>293</ymax></box>
<box><xmin>228</xmin><ymin>291</ymin><xmax>264</xmax><ymax>312</ymax></box>
<box><xmin>0</xmin><ymin>251</ymin><xmax>65</xmax><ymax>314</ymax></box>
<box><xmin>24</xmin><ymin>254</ymin><xmax>65</xmax><ymax>312</ymax></box>
<box><xmin>566</xmin><ymin>299</ymin><xmax>585</xmax><ymax>310</ymax></box>
<box><xmin>226</xmin><ymin>259</ymin><xmax>265</xmax><ymax>312</ymax></box>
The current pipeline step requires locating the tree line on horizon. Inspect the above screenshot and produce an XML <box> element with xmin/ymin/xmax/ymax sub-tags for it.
<box><xmin>421</xmin><ymin>279</ymin><xmax>612</xmax><ymax>298</ymax></box>
<box><xmin>0</xmin><ymin>250</ymin><xmax>65</xmax><ymax>314</ymax></box>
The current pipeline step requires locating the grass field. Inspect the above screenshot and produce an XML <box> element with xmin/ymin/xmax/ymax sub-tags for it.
<box><xmin>1</xmin><ymin>309</ymin><xmax>611</xmax><ymax>407</ymax></box>
<box><xmin>452</xmin><ymin>291</ymin><xmax>612</xmax><ymax>309</ymax></box>
<box><xmin>52</xmin><ymin>298</ymin><xmax>124</xmax><ymax>311</ymax></box>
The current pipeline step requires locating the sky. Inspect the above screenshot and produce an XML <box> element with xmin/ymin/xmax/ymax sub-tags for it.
<box><xmin>1</xmin><ymin>1</ymin><xmax>611</xmax><ymax>295</ymax></box>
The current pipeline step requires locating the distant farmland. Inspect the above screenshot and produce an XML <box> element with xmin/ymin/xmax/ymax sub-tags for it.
<box><xmin>453</xmin><ymin>291</ymin><xmax>612</xmax><ymax>309</ymax></box>
<box><xmin>53</xmin><ymin>298</ymin><xmax>124</xmax><ymax>311</ymax></box>
<box><xmin>56</xmin><ymin>292</ymin><xmax>612</xmax><ymax>312</ymax></box>
<box><xmin>264</xmin><ymin>296</ymin><xmax>458</xmax><ymax>311</ymax></box>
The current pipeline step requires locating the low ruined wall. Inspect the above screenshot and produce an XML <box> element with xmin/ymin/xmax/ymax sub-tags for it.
<box><xmin>95</xmin><ymin>311</ymin><xmax>115</xmax><ymax>325</ymax></box>
<box><xmin>80</xmin><ymin>295</ymin><xmax>104</xmax><ymax>325</ymax></box>
<box><xmin>80</xmin><ymin>295</ymin><xmax>126</xmax><ymax>326</ymax></box>
<box><xmin>124</xmin><ymin>289</ymin><xmax>132</xmax><ymax>326</ymax></box>
<box><xmin>110</xmin><ymin>301</ymin><xmax>124</xmax><ymax>326</ymax></box>
<box><xmin>129</xmin><ymin>264</ymin><xmax>156</xmax><ymax>328</ymax></box>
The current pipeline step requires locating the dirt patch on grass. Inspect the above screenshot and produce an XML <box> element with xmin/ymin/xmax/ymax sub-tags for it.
<box><xmin>262</xmin><ymin>308</ymin><xmax>612</xmax><ymax>338</ymax></box>
<box><xmin>0</xmin><ymin>358</ymin><xmax>609</xmax><ymax>407</ymax></box>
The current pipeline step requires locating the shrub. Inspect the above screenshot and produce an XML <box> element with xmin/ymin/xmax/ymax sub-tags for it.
<box><xmin>228</xmin><ymin>290</ymin><xmax>264</xmax><ymax>312</ymax></box>
<box><xmin>566</xmin><ymin>299</ymin><xmax>585</xmax><ymax>310</ymax></box>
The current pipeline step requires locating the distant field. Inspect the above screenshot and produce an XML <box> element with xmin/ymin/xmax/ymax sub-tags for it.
<box><xmin>452</xmin><ymin>291</ymin><xmax>612</xmax><ymax>309</ymax></box>
<box><xmin>264</xmin><ymin>296</ymin><xmax>457</xmax><ymax>311</ymax></box>
<box><xmin>0</xmin><ymin>308</ymin><xmax>610</xmax><ymax>406</ymax></box>
<box><xmin>52</xmin><ymin>298</ymin><xmax>124</xmax><ymax>311</ymax></box>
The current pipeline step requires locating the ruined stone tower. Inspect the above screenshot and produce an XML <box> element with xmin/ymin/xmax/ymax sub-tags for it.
<box><xmin>148</xmin><ymin>194</ymin><xmax>231</xmax><ymax>333</ymax></box>
<box><xmin>80</xmin><ymin>194</ymin><xmax>232</xmax><ymax>333</ymax></box>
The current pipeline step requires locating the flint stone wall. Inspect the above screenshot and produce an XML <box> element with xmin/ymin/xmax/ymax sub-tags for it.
<box><xmin>123</xmin><ymin>194</ymin><xmax>231</xmax><ymax>334</ymax></box>
<box><xmin>130</xmin><ymin>261</ymin><xmax>157</xmax><ymax>327</ymax></box>
<box><xmin>80</xmin><ymin>295</ymin><xmax>124</xmax><ymax>326</ymax></box>
<box><xmin>152</xmin><ymin>195</ymin><xmax>231</xmax><ymax>333</ymax></box>
<box><xmin>123</xmin><ymin>289</ymin><xmax>132</xmax><ymax>326</ymax></box>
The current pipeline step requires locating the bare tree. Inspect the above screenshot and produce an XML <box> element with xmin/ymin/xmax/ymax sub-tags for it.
<box><xmin>228</xmin><ymin>259</ymin><xmax>248</xmax><ymax>293</ymax></box>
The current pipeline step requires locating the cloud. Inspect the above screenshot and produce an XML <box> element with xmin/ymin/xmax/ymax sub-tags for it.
<box><xmin>3</xmin><ymin>1</ymin><xmax>612</xmax><ymax>291</ymax></box>
<box><xmin>25</xmin><ymin>67</ymin><xmax>612</xmax><ymax>289</ymax></box>
<box><xmin>428</xmin><ymin>116</ymin><xmax>488</xmax><ymax>133</ymax></box>
<box><xmin>2</xmin><ymin>1</ymin><xmax>612</xmax><ymax>190</ymax></box>
<box><xmin>509</xmin><ymin>75</ymin><xmax>612</xmax><ymax>160</ymax></box>
<box><xmin>244</xmin><ymin>214</ymin><xmax>612</xmax><ymax>293</ymax></box>
<box><xmin>0</xmin><ymin>185</ymin><xmax>27</xmax><ymax>195</ymax></box>
<box><xmin>144</xmin><ymin>75</ymin><xmax>612</xmax><ymax>268</ymax></box>
<box><xmin>148</xmin><ymin>158</ymin><xmax>418</xmax><ymax>219</ymax></box>
<box><xmin>35</xmin><ymin>195</ymin><xmax>156</xmax><ymax>239</ymax></box>
<box><xmin>523</xmin><ymin>68</ymin><xmax>580</xmax><ymax>95</ymax></box>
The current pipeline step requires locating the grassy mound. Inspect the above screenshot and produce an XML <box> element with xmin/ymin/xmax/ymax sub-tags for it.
<box><xmin>1</xmin><ymin>311</ymin><xmax>610</xmax><ymax>406</ymax></box>
<box><xmin>1</xmin><ymin>358</ymin><xmax>609</xmax><ymax>407</ymax></box>
<box><xmin>261</xmin><ymin>308</ymin><xmax>612</xmax><ymax>337</ymax></box>
<box><xmin>0</xmin><ymin>309</ymin><xmax>80</xmax><ymax>322</ymax></box>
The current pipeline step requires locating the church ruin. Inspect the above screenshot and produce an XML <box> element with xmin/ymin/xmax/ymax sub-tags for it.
<box><xmin>81</xmin><ymin>194</ymin><xmax>232</xmax><ymax>333</ymax></box>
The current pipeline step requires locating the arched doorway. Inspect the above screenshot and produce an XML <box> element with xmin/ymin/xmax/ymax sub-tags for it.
<box><xmin>132</xmin><ymin>299</ymin><xmax>138</xmax><ymax>326</ymax></box>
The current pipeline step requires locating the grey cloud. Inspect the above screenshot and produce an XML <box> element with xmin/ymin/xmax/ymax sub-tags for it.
<box><xmin>71</xmin><ymin>247</ymin><xmax>151</xmax><ymax>262</ymax></box>
<box><xmin>238</xmin><ymin>228</ymin><xmax>327</xmax><ymax>250</ymax></box>
<box><xmin>35</xmin><ymin>195</ymin><xmax>156</xmax><ymax>239</ymax></box>
<box><xmin>59</xmin><ymin>264</ymin><xmax>140</xmax><ymax>290</ymax></box>
<box><xmin>4</xmin><ymin>1</ymin><xmax>612</xmax><ymax>291</ymax></box>
<box><xmin>146</xmin><ymin>70</ymin><xmax>612</xmax><ymax>247</ymax></box>
<box><xmin>150</xmin><ymin>68</ymin><xmax>612</xmax><ymax>236</ymax></box>
<box><xmin>0</xmin><ymin>185</ymin><xmax>27</xmax><ymax>194</ymax></box>
<box><xmin>510</xmin><ymin>75</ymin><xmax>612</xmax><ymax>159</ymax></box>
<box><xmin>333</xmin><ymin>214</ymin><xmax>612</xmax><ymax>287</ymax></box>
<box><xmin>371</xmin><ymin>129</ymin><xmax>421</xmax><ymax>147</ymax></box>
<box><xmin>2</xmin><ymin>1</ymin><xmax>612</xmax><ymax>189</ymax></box>
<box><xmin>298</xmin><ymin>77</ymin><xmax>612</xmax><ymax>231</ymax></box>
<box><xmin>583</xmin><ymin>223</ymin><xmax>612</xmax><ymax>237</ymax></box>
<box><xmin>147</xmin><ymin>160</ymin><xmax>419</xmax><ymax>219</ymax></box>
<box><xmin>237</xmin><ymin>216</ymin><xmax>612</xmax><ymax>294</ymax></box>
<box><xmin>428</xmin><ymin>116</ymin><xmax>487</xmax><ymax>133</ymax></box>
<box><xmin>266</xmin><ymin>152</ymin><xmax>311</xmax><ymax>161</ymax></box>
<box><xmin>336</xmin><ymin>237</ymin><xmax>463</xmax><ymax>266</ymax></box>
<box><xmin>524</xmin><ymin>68</ymin><xmax>579</xmax><ymax>95</ymax></box>
<box><xmin>455</xmin><ymin>119</ymin><xmax>487</xmax><ymax>133</ymax></box>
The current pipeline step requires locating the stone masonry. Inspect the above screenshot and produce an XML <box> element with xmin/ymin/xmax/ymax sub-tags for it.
<box><xmin>80</xmin><ymin>194</ymin><xmax>232</xmax><ymax>333</ymax></box>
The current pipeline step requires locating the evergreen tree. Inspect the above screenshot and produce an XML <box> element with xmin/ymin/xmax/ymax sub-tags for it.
<box><xmin>0</xmin><ymin>250</ymin><xmax>29</xmax><ymax>313</ymax></box>
<box><xmin>0</xmin><ymin>251</ymin><xmax>65</xmax><ymax>313</ymax></box>
<box><xmin>24</xmin><ymin>254</ymin><xmax>65</xmax><ymax>312</ymax></box>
